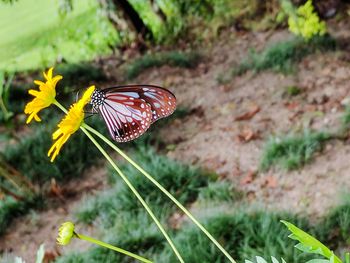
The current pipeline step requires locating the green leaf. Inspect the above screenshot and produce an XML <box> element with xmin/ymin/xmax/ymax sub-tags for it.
<box><xmin>256</xmin><ymin>256</ymin><xmax>268</xmax><ymax>263</ymax></box>
<box><xmin>281</xmin><ymin>220</ymin><xmax>342</xmax><ymax>263</ymax></box>
<box><xmin>0</xmin><ymin>71</ymin><xmax>4</xmax><ymax>97</ymax></box>
<box><xmin>35</xmin><ymin>243</ymin><xmax>45</xmax><ymax>263</ymax></box>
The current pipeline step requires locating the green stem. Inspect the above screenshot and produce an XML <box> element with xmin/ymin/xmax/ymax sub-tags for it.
<box><xmin>79</xmin><ymin>125</ymin><xmax>184</xmax><ymax>263</ymax></box>
<box><xmin>0</xmin><ymin>97</ymin><xmax>9</xmax><ymax>118</ymax></box>
<box><xmin>83</xmin><ymin>124</ymin><xmax>236</xmax><ymax>263</ymax></box>
<box><xmin>76</xmin><ymin>233</ymin><xmax>153</xmax><ymax>263</ymax></box>
<box><xmin>54</xmin><ymin>101</ymin><xmax>67</xmax><ymax>113</ymax></box>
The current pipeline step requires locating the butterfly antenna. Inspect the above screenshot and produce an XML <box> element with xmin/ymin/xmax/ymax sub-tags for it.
<box><xmin>75</xmin><ymin>90</ymin><xmax>80</xmax><ymax>102</ymax></box>
<box><xmin>84</xmin><ymin>113</ymin><xmax>96</xmax><ymax>120</ymax></box>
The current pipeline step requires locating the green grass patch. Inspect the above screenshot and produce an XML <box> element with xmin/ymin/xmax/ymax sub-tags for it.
<box><xmin>197</xmin><ymin>180</ymin><xmax>242</xmax><ymax>204</ymax></box>
<box><xmin>0</xmin><ymin>116</ymin><xmax>106</xmax><ymax>236</ymax></box>
<box><xmin>157</xmin><ymin>212</ymin><xmax>310</xmax><ymax>263</ymax></box>
<box><xmin>55</xmin><ymin>137</ymin><xmax>350</xmax><ymax>263</ymax></box>
<box><xmin>285</xmin><ymin>86</ymin><xmax>302</xmax><ymax>97</ymax></box>
<box><xmin>3</xmin><ymin>117</ymin><xmax>105</xmax><ymax>184</ymax></box>
<box><xmin>55</xmin><ymin>63</ymin><xmax>107</xmax><ymax>90</ymax></box>
<box><xmin>341</xmin><ymin>106</ymin><xmax>350</xmax><ymax>132</ymax></box>
<box><xmin>61</xmin><ymin>209</ymin><xmax>314</xmax><ymax>263</ymax></box>
<box><xmin>126</xmin><ymin>51</ymin><xmax>202</xmax><ymax>80</ymax></box>
<box><xmin>76</xmin><ymin>143</ymin><xmax>213</xmax><ymax>226</ymax></box>
<box><xmin>260</xmin><ymin>130</ymin><xmax>331</xmax><ymax>171</ymax></box>
<box><xmin>0</xmin><ymin>196</ymin><xmax>43</xmax><ymax>235</ymax></box>
<box><xmin>0</xmin><ymin>0</ymin><xmax>119</xmax><ymax>72</ymax></box>
<box><xmin>224</xmin><ymin>36</ymin><xmax>336</xmax><ymax>80</ymax></box>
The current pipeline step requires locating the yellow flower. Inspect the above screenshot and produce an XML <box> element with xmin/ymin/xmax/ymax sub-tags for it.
<box><xmin>57</xmin><ymin>222</ymin><xmax>75</xmax><ymax>245</ymax></box>
<box><xmin>48</xmin><ymin>86</ymin><xmax>95</xmax><ymax>162</ymax></box>
<box><xmin>24</xmin><ymin>67</ymin><xmax>62</xmax><ymax>124</ymax></box>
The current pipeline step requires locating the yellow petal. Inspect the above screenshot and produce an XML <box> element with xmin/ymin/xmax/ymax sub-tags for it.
<box><xmin>28</xmin><ymin>89</ymin><xmax>40</xmax><ymax>96</ymax></box>
<box><xmin>33</xmin><ymin>80</ymin><xmax>45</xmax><ymax>86</ymax></box>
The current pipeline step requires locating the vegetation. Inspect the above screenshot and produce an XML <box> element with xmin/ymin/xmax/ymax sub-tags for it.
<box><xmin>76</xmin><ymin>142</ymin><xmax>214</xmax><ymax>224</ymax></box>
<box><xmin>126</xmin><ymin>51</ymin><xmax>202</xmax><ymax>79</ymax></box>
<box><xmin>282</xmin><ymin>0</ymin><xmax>327</xmax><ymax>40</ymax></box>
<box><xmin>341</xmin><ymin>106</ymin><xmax>350</xmax><ymax>132</ymax></box>
<box><xmin>0</xmin><ymin>196</ymin><xmax>43</xmax><ymax>235</ymax></box>
<box><xmin>0</xmin><ymin>0</ymin><xmax>118</xmax><ymax>72</ymax></box>
<box><xmin>64</xmin><ymin>193</ymin><xmax>350</xmax><ymax>262</ymax></box>
<box><xmin>0</xmin><ymin>72</ymin><xmax>14</xmax><ymax>123</ymax></box>
<box><xmin>260</xmin><ymin>130</ymin><xmax>331</xmax><ymax>171</ymax></box>
<box><xmin>55</xmin><ymin>63</ymin><xmax>107</xmax><ymax>89</ymax></box>
<box><xmin>232</xmin><ymin>36</ymin><xmax>336</xmax><ymax>76</ymax></box>
<box><xmin>4</xmin><ymin>118</ymin><xmax>104</xmax><ymax>183</ymax></box>
<box><xmin>2</xmin><ymin>0</ymin><xmax>350</xmax><ymax>262</ymax></box>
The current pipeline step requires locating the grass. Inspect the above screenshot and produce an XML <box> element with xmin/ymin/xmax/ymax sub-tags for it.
<box><xmin>62</xmin><ymin>141</ymin><xmax>218</xmax><ymax>262</ymax></box>
<box><xmin>285</xmin><ymin>86</ymin><xmax>302</xmax><ymax>97</ymax></box>
<box><xmin>217</xmin><ymin>35</ymin><xmax>337</xmax><ymax>83</ymax></box>
<box><xmin>64</xmin><ymin>190</ymin><xmax>350</xmax><ymax>263</ymax></box>
<box><xmin>0</xmin><ymin>116</ymin><xmax>108</xmax><ymax>236</ymax></box>
<box><xmin>0</xmin><ymin>195</ymin><xmax>43</xmax><ymax>235</ymax></box>
<box><xmin>157</xmin><ymin>212</ymin><xmax>310</xmax><ymax>263</ymax></box>
<box><xmin>76</xmin><ymin>142</ymin><xmax>214</xmax><ymax>226</ymax></box>
<box><xmin>58</xmin><ymin>139</ymin><xmax>333</xmax><ymax>263</ymax></box>
<box><xmin>55</xmin><ymin>62</ymin><xmax>107</xmax><ymax>90</ymax></box>
<box><xmin>197</xmin><ymin>180</ymin><xmax>242</xmax><ymax>204</ymax></box>
<box><xmin>341</xmin><ymin>106</ymin><xmax>350</xmax><ymax>131</ymax></box>
<box><xmin>260</xmin><ymin>130</ymin><xmax>331</xmax><ymax>171</ymax></box>
<box><xmin>0</xmin><ymin>0</ymin><xmax>118</xmax><ymax>72</ymax></box>
<box><xmin>3</xmin><ymin>117</ymin><xmax>106</xmax><ymax>183</ymax></box>
<box><xmin>61</xmin><ymin>209</ymin><xmax>314</xmax><ymax>263</ymax></box>
<box><xmin>126</xmin><ymin>51</ymin><xmax>202</xmax><ymax>80</ymax></box>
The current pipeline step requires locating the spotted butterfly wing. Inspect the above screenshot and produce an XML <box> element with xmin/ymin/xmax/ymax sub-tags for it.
<box><xmin>104</xmin><ymin>85</ymin><xmax>176</xmax><ymax>123</ymax></box>
<box><xmin>90</xmin><ymin>85</ymin><xmax>176</xmax><ymax>142</ymax></box>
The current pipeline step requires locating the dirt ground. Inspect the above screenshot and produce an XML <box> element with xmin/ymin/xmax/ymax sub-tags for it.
<box><xmin>0</xmin><ymin>166</ymin><xmax>108</xmax><ymax>261</ymax></box>
<box><xmin>135</xmin><ymin>27</ymin><xmax>350</xmax><ymax>217</ymax></box>
<box><xmin>2</xmin><ymin>23</ymin><xmax>350</xmax><ymax>261</ymax></box>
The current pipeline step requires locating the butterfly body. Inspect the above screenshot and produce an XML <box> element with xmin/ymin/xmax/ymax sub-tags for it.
<box><xmin>90</xmin><ymin>85</ymin><xmax>176</xmax><ymax>142</ymax></box>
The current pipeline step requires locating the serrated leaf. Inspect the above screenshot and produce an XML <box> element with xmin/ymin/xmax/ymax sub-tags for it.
<box><xmin>245</xmin><ymin>260</ymin><xmax>254</xmax><ymax>263</ymax></box>
<box><xmin>295</xmin><ymin>243</ymin><xmax>324</xmax><ymax>255</ymax></box>
<box><xmin>281</xmin><ymin>220</ymin><xmax>342</xmax><ymax>263</ymax></box>
<box><xmin>35</xmin><ymin>244</ymin><xmax>45</xmax><ymax>263</ymax></box>
<box><xmin>271</xmin><ymin>257</ymin><xmax>280</xmax><ymax>263</ymax></box>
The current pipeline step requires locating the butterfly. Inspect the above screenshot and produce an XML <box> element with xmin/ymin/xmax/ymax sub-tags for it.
<box><xmin>89</xmin><ymin>85</ymin><xmax>176</xmax><ymax>142</ymax></box>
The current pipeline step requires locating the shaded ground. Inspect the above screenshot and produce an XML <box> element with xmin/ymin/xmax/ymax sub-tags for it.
<box><xmin>3</xmin><ymin>22</ymin><xmax>350</xmax><ymax>261</ymax></box>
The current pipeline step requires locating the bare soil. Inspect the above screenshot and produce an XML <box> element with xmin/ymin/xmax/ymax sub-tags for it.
<box><xmin>0</xmin><ymin>166</ymin><xmax>108</xmax><ymax>262</ymax></box>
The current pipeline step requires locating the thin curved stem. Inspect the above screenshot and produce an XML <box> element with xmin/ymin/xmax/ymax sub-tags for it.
<box><xmin>54</xmin><ymin>101</ymin><xmax>67</xmax><ymax>113</ymax></box>
<box><xmin>76</xmin><ymin>233</ymin><xmax>153</xmax><ymax>263</ymax></box>
<box><xmin>53</xmin><ymin>101</ymin><xmax>183</xmax><ymax>262</ymax></box>
<box><xmin>83</xmin><ymin>124</ymin><xmax>236</xmax><ymax>263</ymax></box>
<box><xmin>80</xmin><ymin>125</ymin><xmax>184</xmax><ymax>263</ymax></box>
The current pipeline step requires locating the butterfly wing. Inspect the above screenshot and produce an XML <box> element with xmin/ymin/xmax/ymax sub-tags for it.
<box><xmin>97</xmin><ymin>91</ymin><xmax>153</xmax><ymax>142</ymax></box>
<box><xmin>104</xmin><ymin>85</ymin><xmax>176</xmax><ymax>123</ymax></box>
